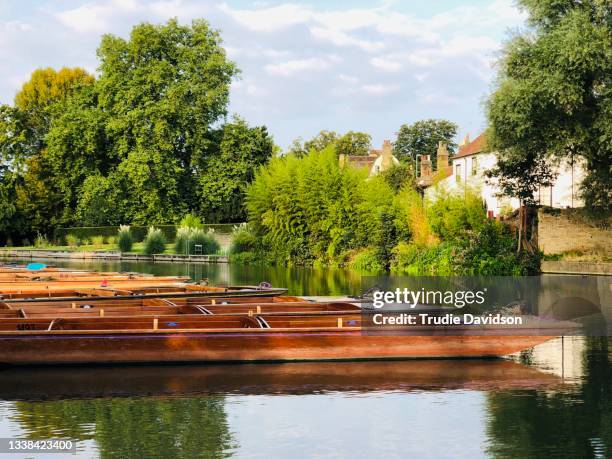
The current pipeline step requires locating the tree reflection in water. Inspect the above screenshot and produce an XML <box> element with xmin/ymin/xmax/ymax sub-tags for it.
<box><xmin>11</xmin><ymin>397</ymin><xmax>235</xmax><ymax>458</ymax></box>
<box><xmin>486</xmin><ymin>337</ymin><xmax>612</xmax><ymax>458</ymax></box>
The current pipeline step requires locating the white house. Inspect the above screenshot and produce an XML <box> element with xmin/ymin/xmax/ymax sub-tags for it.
<box><xmin>425</xmin><ymin>133</ymin><xmax>586</xmax><ymax>217</ymax></box>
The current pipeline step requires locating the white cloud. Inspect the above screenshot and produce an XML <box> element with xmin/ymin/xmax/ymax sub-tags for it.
<box><xmin>362</xmin><ymin>83</ymin><xmax>400</xmax><ymax>95</ymax></box>
<box><xmin>219</xmin><ymin>3</ymin><xmax>311</xmax><ymax>32</ymax></box>
<box><xmin>55</xmin><ymin>0</ymin><xmax>140</xmax><ymax>33</ymax></box>
<box><xmin>265</xmin><ymin>57</ymin><xmax>331</xmax><ymax>77</ymax></box>
<box><xmin>1</xmin><ymin>0</ymin><xmax>527</xmax><ymax>148</ymax></box>
<box><xmin>370</xmin><ymin>57</ymin><xmax>402</xmax><ymax>72</ymax></box>
<box><xmin>310</xmin><ymin>26</ymin><xmax>384</xmax><ymax>52</ymax></box>
<box><xmin>338</xmin><ymin>74</ymin><xmax>359</xmax><ymax>84</ymax></box>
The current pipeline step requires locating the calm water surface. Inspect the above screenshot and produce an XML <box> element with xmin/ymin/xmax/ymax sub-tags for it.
<box><xmin>0</xmin><ymin>259</ymin><xmax>610</xmax><ymax>458</ymax></box>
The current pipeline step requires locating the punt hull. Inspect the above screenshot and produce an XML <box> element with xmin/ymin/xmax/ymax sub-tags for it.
<box><xmin>0</xmin><ymin>330</ymin><xmax>557</xmax><ymax>365</ymax></box>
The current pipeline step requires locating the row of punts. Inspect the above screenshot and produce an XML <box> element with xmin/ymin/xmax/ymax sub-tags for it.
<box><xmin>0</xmin><ymin>263</ymin><xmax>579</xmax><ymax>365</ymax></box>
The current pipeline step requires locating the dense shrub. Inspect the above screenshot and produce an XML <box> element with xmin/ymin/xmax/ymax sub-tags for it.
<box><xmin>66</xmin><ymin>234</ymin><xmax>79</xmax><ymax>247</ymax></box>
<box><xmin>426</xmin><ymin>189</ymin><xmax>486</xmax><ymax>240</ymax></box>
<box><xmin>174</xmin><ymin>227</ymin><xmax>190</xmax><ymax>254</ymax></box>
<box><xmin>91</xmin><ymin>235</ymin><xmax>105</xmax><ymax>245</ymax></box>
<box><xmin>246</xmin><ymin>146</ymin><xmax>397</xmax><ymax>265</ymax></box>
<box><xmin>391</xmin><ymin>242</ymin><xmax>454</xmax><ymax>275</ymax></box>
<box><xmin>230</xmin><ymin>225</ymin><xmax>258</xmax><ymax>254</ymax></box>
<box><xmin>117</xmin><ymin>225</ymin><xmax>133</xmax><ymax>252</ymax></box>
<box><xmin>174</xmin><ymin>227</ymin><xmax>219</xmax><ymax>254</ymax></box>
<box><xmin>453</xmin><ymin>220</ymin><xmax>540</xmax><ymax>275</ymax></box>
<box><xmin>348</xmin><ymin>248</ymin><xmax>384</xmax><ymax>273</ymax></box>
<box><xmin>143</xmin><ymin>227</ymin><xmax>166</xmax><ymax>255</ymax></box>
<box><xmin>34</xmin><ymin>233</ymin><xmax>49</xmax><ymax>248</ymax></box>
<box><xmin>187</xmin><ymin>228</ymin><xmax>219</xmax><ymax>254</ymax></box>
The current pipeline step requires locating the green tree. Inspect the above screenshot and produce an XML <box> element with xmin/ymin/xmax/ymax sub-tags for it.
<box><xmin>393</xmin><ymin>119</ymin><xmax>458</xmax><ymax>169</ymax></box>
<box><xmin>0</xmin><ymin>67</ymin><xmax>95</xmax><ymax>236</ymax></box>
<box><xmin>75</xmin><ymin>173</ymin><xmax>126</xmax><ymax>225</ymax></box>
<box><xmin>336</xmin><ymin>131</ymin><xmax>372</xmax><ymax>156</ymax></box>
<box><xmin>380</xmin><ymin>163</ymin><xmax>415</xmax><ymax>193</ymax></box>
<box><xmin>288</xmin><ymin>130</ymin><xmax>340</xmax><ymax>157</ymax></box>
<box><xmin>14</xmin><ymin>67</ymin><xmax>94</xmax><ymax>149</ymax></box>
<box><xmin>196</xmin><ymin>116</ymin><xmax>275</xmax><ymax>222</ymax></box>
<box><xmin>486</xmin><ymin>0</ymin><xmax>611</xmax><ymax>213</ymax></box>
<box><xmin>94</xmin><ymin>19</ymin><xmax>238</xmax><ymax>224</ymax></box>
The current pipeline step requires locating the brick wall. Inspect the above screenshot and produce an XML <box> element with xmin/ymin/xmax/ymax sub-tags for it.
<box><xmin>538</xmin><ymin>209</ymin><xmax>611</xmax><ymax>254</ymax></box>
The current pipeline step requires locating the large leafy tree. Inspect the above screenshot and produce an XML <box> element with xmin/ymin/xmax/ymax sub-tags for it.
<box><xmin>486</xmin><ymin>0</ymin><xmax>611</xmax><ymax>213</ymax></box>
<box><xmin>93</xmin><ymin>19</ymin><xmax>238</xmax><ymax>224</ymax></box>
<box><xmin>393</xmin><ymin>119</ymin><xmax>458</xmax><ymax>169</ymax></box>
<box><xmin>196</xmin><ymin>116</ymin><xmax>275</xmax><ymax>223</ymax></box>
<box><xmin>335</xmin><ymin>131</ymin><xmax>372</xmax><ymax>156</ymax></box>
<box><xmin>0</xmin><ymin>67</ymin><xmax>95</xmax><ymax>237</ymax></box>
<box><xmin>288</xmin><ymin>130</ymin><xmax>372</xmax><ymax>157</ymax></box>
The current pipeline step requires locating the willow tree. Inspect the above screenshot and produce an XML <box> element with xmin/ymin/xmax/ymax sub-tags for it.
<box><xmin>487</xmin><ymin>0</ymin><xmax>611</xmax><ymax>227</ymax></box>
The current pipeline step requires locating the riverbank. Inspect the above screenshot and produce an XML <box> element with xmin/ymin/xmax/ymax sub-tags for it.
<box><xmin>3</xmin><ymin>249</ymin><xmax>612</xmax><ymax>274</ymax></box>
<box><xmin>0</xmin><ymin>249</ymin><xmax>228</xmax><ymax>263</ymax></box>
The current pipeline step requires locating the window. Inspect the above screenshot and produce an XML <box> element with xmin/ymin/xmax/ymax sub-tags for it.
<box><xmin>455</xmin><ymin>164</ymin><xmax>462</xmax><ymax>183</ymax></box>
<box><xmin>471</xmin><ymin>157</ymin><xmax>478</xmax><ymax>176</ymax></box>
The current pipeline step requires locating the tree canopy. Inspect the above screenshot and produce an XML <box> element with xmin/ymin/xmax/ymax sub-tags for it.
<box><xmin>393</xmin><ymin>119</ymin><xmax>458</xmax><ymax>170</ymax></box>
<box><xmin>288</xmin><ymin>130</ymin><xmax>372</xmax><ymax>157</ymax></box>
<box><xmin>0</xmin><ymin>19</ymin><xmax>274</xmax><ymax>243</ymax></box>
<box><xmin>486</xmin><ymin>0</ymin><xmax>611</xmax><ymax>211</ymax></box>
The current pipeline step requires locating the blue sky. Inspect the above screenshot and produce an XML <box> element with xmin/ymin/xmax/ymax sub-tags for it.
<box><xmin>0</xmin><ymin>0</ymin><xmax>527</xmax><ymax>149</ymax></box>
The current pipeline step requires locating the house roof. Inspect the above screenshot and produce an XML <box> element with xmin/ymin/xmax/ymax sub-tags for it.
<box><xmin>454</xmin><ymin>133</ymin><xmax>488</xmax><ymax>159</ymax></box>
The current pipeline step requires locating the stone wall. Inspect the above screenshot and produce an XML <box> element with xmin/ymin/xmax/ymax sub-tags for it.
<box><xmin>538</xmin><ymin>209</ymin><xmax>611</xmax><ymax>255</ymax></box>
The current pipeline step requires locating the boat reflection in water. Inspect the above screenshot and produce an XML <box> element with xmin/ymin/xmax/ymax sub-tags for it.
<box><xmin>0</xmin><ymin>359</ymin><xmax>563</xmax><ymax>401</ymax></box>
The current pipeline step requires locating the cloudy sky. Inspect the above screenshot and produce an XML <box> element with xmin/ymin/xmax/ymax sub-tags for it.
<box><xmin>0</xmin><ymin>0</ymin><xmax>527</xmax><ymax>149</ymax></box>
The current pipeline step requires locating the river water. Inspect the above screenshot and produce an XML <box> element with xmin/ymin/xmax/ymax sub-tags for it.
<box><xmin>0</xmin><ymin>259</ymin><xmax>610</xmax><ymax>458</ymax></box>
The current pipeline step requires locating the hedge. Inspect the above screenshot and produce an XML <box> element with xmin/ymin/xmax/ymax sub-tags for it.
<box><xmin>54</xmin><ymin>224</ymin><xmax>239</xmax><ymax>244</ymax></box>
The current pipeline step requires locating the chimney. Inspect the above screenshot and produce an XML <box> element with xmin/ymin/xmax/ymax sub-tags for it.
<box><xmin>459</xmin><ymin>133</ymin><xmax>470</xmax><ymax>148</ymax></box>
<box><xmin>436</xmin><ymin>141</ymin><xmax>449</xmax><ymax>170</ymax></box>
<box><xmin>420</xmin><ymin>154</ymin><xmax>432</xmax><ymax>179</ymax></box>
<box><xmin>382</xmin><ymin>139</ymin><xmax>392</xmax><ymax>159</ymax></box>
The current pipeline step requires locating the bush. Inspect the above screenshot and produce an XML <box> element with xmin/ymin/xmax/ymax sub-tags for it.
<box><xmin>229</xmin><ymin>251</ymin><xmax>260</xmax><ymax>264</ymax></box>
<box><xmin>106</xmin><ymin>236</ymin><xmax>117</xmax><ymax>245</ymax></box>
<box><xmin>66</xmin><ymin>234</ymin><xmax>79</xmax><ymax>247</ymax></box>
<box><xmin>174</xmin><ymin>227</ymin><xmax>191</xmax><ymax>254</ymax></box>
<box><xmin>230</xmin><ymin>225</ymin><xmax>258</xmax><ymax>254</ymax></box>
<box><xmin>117</xmin><ymin>225</ymin><xmax>133</xmax><ymax>252</ymax></box>
<box><xmin>34</xmin><ymin>233</ymin><xmax>49</xmax><ymax>248</ymax></box>
<box><xmin>391</xmin><ymin>242</ymin><xmax>454</xmax><ymax>275</ymax></box>
<box><xmin>453</xmin><ymin>220</ymin><xmax>540</xmax><ymax>275</ymax></box>
<box><xmin>348</xmin><ymin>248</ymin><xmax>384</xmax><ymax>273</ymax></box>
<box><xmin>245</xmin><ymin>146</ymin><xmax>397</xmax><ymax>264</ymax></box>
<box><xmin>174</xmin><ymin>227</ymin><xmax>219</xmax><ymax>254</ymax></box>
<box><xmin>144</xmin><ymin>227</ymin><xmax>166</xmax><ymax>255</ymax></box>
<box><xmin>427</xmin><ymin>189</ymin><xmax>486</xmax><ymax>240</ymax></box>
<box><xmin>91</xmin><ymin>235</ymin><xmax>105</xmax><ymax>245</ymax></box>
<box><xmin>188</xmin><ymin>228</ymin><xmax>219</xmax><ymax>254</ymax></box>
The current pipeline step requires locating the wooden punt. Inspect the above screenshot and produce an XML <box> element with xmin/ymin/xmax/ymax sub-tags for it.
<box><xmin>0</xmin><ymin>310</ymin><xmax>579</xmax><ymax>365</ymax></box>
<box><xmin>0</xmin><ymin>359</ymin><xmax>563</xmax><ymax>400</ymax></box>
<box><xmin>0</xmin><ymin>284</ymin><xmax>289</xmax><ymax>302</ymax></box>
<box><xmin>0</xmin><ymin>277</ymin><xmax>191</xmax><ymax>290</ymax></box>
<box><xmin>0</xmin><ymin>299</ymin><xmax>357</xmax><ymax>320</ymax></box>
